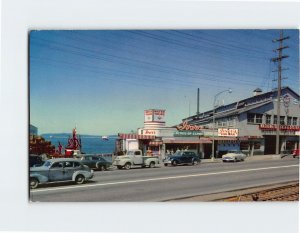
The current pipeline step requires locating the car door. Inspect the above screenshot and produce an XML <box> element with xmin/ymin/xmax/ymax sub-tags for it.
<box><xmin>181</xmin><ymin>152</ymin><xmax>190</xmax><ymax>164</ymax></box>
<box><xmin>63</xmin><ymin>161</ymin><xmax>77</xmax><ymax>180</ymax></box>
<box><xmin>186</xmin><ymin>152</ymin><xmax>194</xmax><ymax>164</ymax></box>
<box><xmin>133</xmin><ymin>150</ymin><xmax>143</xmax><ymax>165</ymax></box>
<box><xmin>48</xmin><ymin>161</ymin><xmax>65</xmax><ymax>181</ymax></box>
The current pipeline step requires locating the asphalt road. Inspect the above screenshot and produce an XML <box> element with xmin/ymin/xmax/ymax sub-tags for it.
<box><xmin>29</xmin><ymin>157</ymin><xmax>299</xmax><ymax>202</ymax></box>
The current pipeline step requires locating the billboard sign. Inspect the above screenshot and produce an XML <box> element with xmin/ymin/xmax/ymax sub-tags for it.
<box><xmin>218</xmin><ymin>128</ymin><xmax>239</xmax><ymax>137</ymax></box>
<box><xmin>144</xmin><ymin>109</ymin><xmax>165</xmax><ymax>122</ymax></box>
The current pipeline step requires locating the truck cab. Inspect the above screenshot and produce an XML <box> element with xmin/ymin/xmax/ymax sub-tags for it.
<box><xmin>113</xmin><ymin>149</ymin><xmax>159</xmax><ymax>170</ymax></box>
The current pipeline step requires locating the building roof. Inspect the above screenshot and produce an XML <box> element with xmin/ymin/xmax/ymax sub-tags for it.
<box><xmin>184</xmin><ymin>86</ymin><xmax>299</xmax><ymax>124</ymax></box>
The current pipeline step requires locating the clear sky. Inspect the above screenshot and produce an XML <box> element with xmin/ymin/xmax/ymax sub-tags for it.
<box><xmin>29</xmin><ymin>30</ymin><xmax>299</xmax><ymax>135</ymax></box>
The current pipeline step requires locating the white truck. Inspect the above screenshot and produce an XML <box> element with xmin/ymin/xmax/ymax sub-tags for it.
<box><xmin>113</xmin><ymin>149</ymin><xmax>160</xmax><ymax>170</ymax></box>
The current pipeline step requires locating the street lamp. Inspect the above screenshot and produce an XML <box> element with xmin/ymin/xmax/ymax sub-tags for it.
<box><xmin>211</xmin><ymin>88</ymin><xmax>232</xmax><ymax>161</ymax></box>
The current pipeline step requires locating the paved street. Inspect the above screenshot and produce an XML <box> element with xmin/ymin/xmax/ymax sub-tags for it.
<box><xmin>30</xmin><ymin>157</ymin><xmax>299</xmax><ymax>202</ymax></box>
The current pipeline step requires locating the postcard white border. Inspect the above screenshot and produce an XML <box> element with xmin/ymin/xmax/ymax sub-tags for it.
<box><xmin>1</xmin><ymin>0</ymin><xmax>299</xmax><ymax>232</ymax></box>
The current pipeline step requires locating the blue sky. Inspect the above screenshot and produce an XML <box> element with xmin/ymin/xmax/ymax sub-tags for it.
<box><xmin>29</xmin><ymin>30</ymin><xmax>299</xmax><ymax>135</ymax></box>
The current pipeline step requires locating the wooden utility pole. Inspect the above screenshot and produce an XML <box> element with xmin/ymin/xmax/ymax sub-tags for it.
<box><xmin>271</xmin><ymin>30</ymin><xmax>289</xmax><ymax>155</ymax></box>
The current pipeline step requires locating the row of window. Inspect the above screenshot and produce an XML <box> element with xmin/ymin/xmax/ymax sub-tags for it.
<box><xmin>247</xmin><ymin>113</ymin><xmax>298</xmax><ymax>125</ymax></box>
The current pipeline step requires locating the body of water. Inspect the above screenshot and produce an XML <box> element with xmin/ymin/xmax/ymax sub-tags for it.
<box><xmin>42</xmin><ymin>134</ymin><xmax>117</xmax><ymax>154</ymax></box>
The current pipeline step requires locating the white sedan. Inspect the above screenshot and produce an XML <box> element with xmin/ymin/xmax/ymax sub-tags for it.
<box><xmin>222</xmin><ymin>151</ymin><xmax>247</xmax><ymax>162</ymax></box>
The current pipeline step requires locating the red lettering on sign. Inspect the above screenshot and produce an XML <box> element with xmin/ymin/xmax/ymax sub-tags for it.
<box><xmin>177</xmin><ymin>121</ymin><xmax>203</xmax><ymax>131</ymax></box>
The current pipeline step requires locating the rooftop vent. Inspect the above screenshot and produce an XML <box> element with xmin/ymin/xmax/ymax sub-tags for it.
<box><xmin>253</xmin><ymin>88</ymin><xmax>263</xmax><ymax>96</ymax></box>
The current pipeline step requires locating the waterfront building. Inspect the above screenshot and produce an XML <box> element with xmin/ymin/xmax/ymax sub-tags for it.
<box><xmin>117</xmin><ymin>109</ymin><xmax>212</xmax><ymax>159</ymax></box>
<box><xmin>182</xmin><ymin>87</ymin><xmax>300</xmax><ymax>158</ymax></box>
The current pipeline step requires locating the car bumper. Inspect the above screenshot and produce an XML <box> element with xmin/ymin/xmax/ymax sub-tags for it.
<box><xmin>222</xmin><ymin>157</ymin><xmax>235</xmax><ymax>162</ymax></box>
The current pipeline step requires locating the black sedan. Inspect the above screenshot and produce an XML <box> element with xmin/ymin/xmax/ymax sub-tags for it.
<box><xmin>80</xmin><ymin>155</ymin><xmax>112</xmax><ymax>171</ymax></box>
<box><xmin>164</xmin><ymin>151</ymin><xmax>200</xmax><ymax>166</ymax></box>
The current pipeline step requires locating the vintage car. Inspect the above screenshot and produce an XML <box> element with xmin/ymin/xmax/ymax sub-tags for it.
<box><xmin>164</xmin><ymin>151</ymin><xmax>200</xmax><ymax>166</ymax></box>
<box><xmin>29</xmin><ymin>158</ymin><xmax>94</xmax><ymax>189</ymax></box>
<box><xmin>29</xmin><ymin>154</ymin><xmax>44</xmax><ymax>167</ymax></box>
<box><xmin>222</xmin><ymin>151</ymin><xmax>247</xmax><ymax>162</ymax></box>
<box><xmin>80</xmin><ymin>155</ymin><xmax>112</xmax><ymax>170</ymax></box>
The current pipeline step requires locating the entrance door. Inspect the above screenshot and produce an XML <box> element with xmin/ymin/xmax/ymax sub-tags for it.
<box><xmin>264</xmin><ymin>135</ymin><xmax>283</xmax><ymax>154</ymax></box>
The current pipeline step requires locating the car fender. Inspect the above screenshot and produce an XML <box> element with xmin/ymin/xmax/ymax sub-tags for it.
<box><xmin>72</xmin><ymin>170</ymin><xmax>91</xmax><ymax>181</ymax></box>
<box><xmin>30</xmin><ymin>173</ymin><xmax>49</xmax><ymax>184</ymax></box>
<box><xmin>113</xmin><ymin>157</ymin><xmax>131</xmax><ymax>166</ymax></box>
<box><xmin>144</xmin><ymin>157</ymin><xmax>158</xmax><ymax>166</ymax></box>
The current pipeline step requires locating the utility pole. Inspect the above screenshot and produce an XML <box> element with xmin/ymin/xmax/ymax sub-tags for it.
<box><xmin>197</xmin><ymin>88</ymin><xmax>200</xmax><ymax>117</ymax></box>
<box><xmin>271</xmin><ymin>30</ymin><xmax>289</xmax><ymax>155</ymax></box>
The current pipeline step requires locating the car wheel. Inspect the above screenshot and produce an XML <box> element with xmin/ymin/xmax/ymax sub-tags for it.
<box><xmin>75</xmin><ymin>174</ymin><xmax>85</xmax><ymax>184</ymax></box>
<box><xmin>30</xmin><ymin>178</ymin><xmax>39</xmax><ymax>189</ymax></box>
<box><xmin>192</xmin><ymin>159</ymin><xmax>199</xmax><ymax>165</ymax></box>
<box><xmin>149</xmin><ymin>161</ymin><xmax>155</xmax><ymax>168</ymax></box>
<box><xmin>172</xmin><ymin>160</ymin><xmax>177</xmax><ymax>166</ymax></box>
<box><xmin>164</xmin><ymin>163</ymin><xmax>168</xmax><ymax>167</ymax></box>
<box><xmin>124</xmin><ymin>163</ymin><xmax>131</xmax><ymax>170</ymax></box>
<box><xmin>96</xmin><ymin>163</ymin><xmax>103</xmax><ymax>170</ymax></box>
<box><xmin>293</xmin><ymin>155</ymin><xmax>295</xmax><ymax>158</ymax></box>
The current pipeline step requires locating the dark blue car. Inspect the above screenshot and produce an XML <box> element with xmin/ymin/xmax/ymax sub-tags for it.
<box><xmin>164</xmin><ymin>151</ymin><xmax>200</xmax><ymax>166</ymax></box>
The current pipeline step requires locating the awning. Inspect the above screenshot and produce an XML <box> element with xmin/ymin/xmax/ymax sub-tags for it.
<box><xmin>214</xmin><ymin>136</ymin><xmax>258</xmax><ymax>143</ymax></box>
<box><xmin>118</xmin><ymin>134</ymin><xmax>156</xmax><ymax>140</ymax></box>
<box><xmin>163</xmin><ymin>138</ymin><xmax>212</xmax><ymax>144</ymax></box>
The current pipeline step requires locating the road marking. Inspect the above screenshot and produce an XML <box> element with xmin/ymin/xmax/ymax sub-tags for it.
<box><xmin>31</xmin><ymin>164</ymin><xmax>299</xmax><ymax>193</ymax></box>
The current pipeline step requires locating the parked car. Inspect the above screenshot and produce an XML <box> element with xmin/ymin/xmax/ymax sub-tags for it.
<box><xmin>222</xmin><ymin>151</ymin><xmax>247</xmax><ymax>162</ymax></box>
<box><xmin>29</xmin><ymin>154</ymin><xmax>44</xmax><ymax>167</ymax></box>
<box><xmin>80</xmin><ymin>155</ymin><xmax>112</xmax><ymax>170</ymax></box>
<box><xmin>29</xmin><ymin>158</ymin><xmax>94</xmax><ymax>189</ymax></box>
<box><xmin>164</xmin><ymin>151</ymin><xmax>200</xmax><ymax>166</ymax></box>
<box><xmin>292</xmin><ymin>149</ymin><xmax>299</xmax><ymax>158</ymax></box>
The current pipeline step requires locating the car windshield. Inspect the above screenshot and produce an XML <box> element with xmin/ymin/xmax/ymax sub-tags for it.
<box><xmin>173</xmin><ymin>151</ymin><xmax>183</xmax><ymax>156</ymax></box>
<box><xmin>43</xmin><ymin>161</ymin><xmax>52</xmax><ymax>167</ymax></box>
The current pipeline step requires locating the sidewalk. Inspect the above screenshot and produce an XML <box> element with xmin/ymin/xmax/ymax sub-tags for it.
<box><xmin>200</xmin><ymin>154</ymin><xmax>295</xmax><ymax>164</ymax></box>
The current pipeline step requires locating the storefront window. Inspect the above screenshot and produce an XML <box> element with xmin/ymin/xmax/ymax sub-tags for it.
<box><xmin>240</xmin><ymin>141</ymin><xmax>249</xmax><ymax>150</ymax></box>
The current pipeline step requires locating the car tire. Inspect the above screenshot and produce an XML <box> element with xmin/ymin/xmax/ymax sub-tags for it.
<box><xmin>192</xmin><ymin>159</ymin><xmax>198</xmax><ymax>165</ymax></box>
<box><xmin>75</xmin><ymin>174</ymin><xmax>85</xmax><ymax>184</ymax></box>
<box><xmin>30</xmin><ymin>177</ymin><xmax>39</xmax><ymax>189</ymax></box>
<box><xmin>124</xmin><ymin>163</ymin><xmax>131</xmax><ymax>170</ymax></box>
<box><xmin>149</xmin><ymin>162</ymin><xmax>155</xmax><ymax>168</ymax></box>
<box><xmin>172</xmin><ymin>160</ymin><xmax>177</xmax><ymax>166</ymax></box>
<box><xmin>164</xmin><ymin>163</ymin><xmax>168</xmax><ymax>167</ymax></box>
<box><xmin>96</xmin><ymin>163</ymin><xmax>102</xmax><ymax>170</ymax></box>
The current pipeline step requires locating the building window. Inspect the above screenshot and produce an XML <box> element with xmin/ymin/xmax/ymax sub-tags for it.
<box><xmin>266</xmin><ymin>115</ymin><xmax>271</xmax><ymax>124</ymax></box>
<box><xmin>228</xmin><ymin>116</ymin><xmax>235</xmax><ymax>127</ymax></box>
<box><xmin>247</xmin><ymin>113</ymin><xmax>255</xmax><ymax>123</ymax></box>
<box><xmin>280</xmin><ymin>116</ymin><xmax>285</xmax><ymax>125</ymax></box>
<box><xmin>273</xmin><ymin>116</ymin><xmax>277</xmax><ymax>124</ymax></box>
<box><xmin>292</xmin><ymin>117</ymin><xmax>298</xmax><ymax>125</ymax></box>
<box><xmin>247</xmin><ymin>113</ymin><xmax>263</xmax><ymax>124</ymax></box>
<box><xmin>287</xmin><ymin>117</ymin><xmax>292</xmax><ymax>125</ymax></box>
<box><xmin>256</xmin><ymin>114</ymin><xmax>263</xmax><ymax>124</ymax></box>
